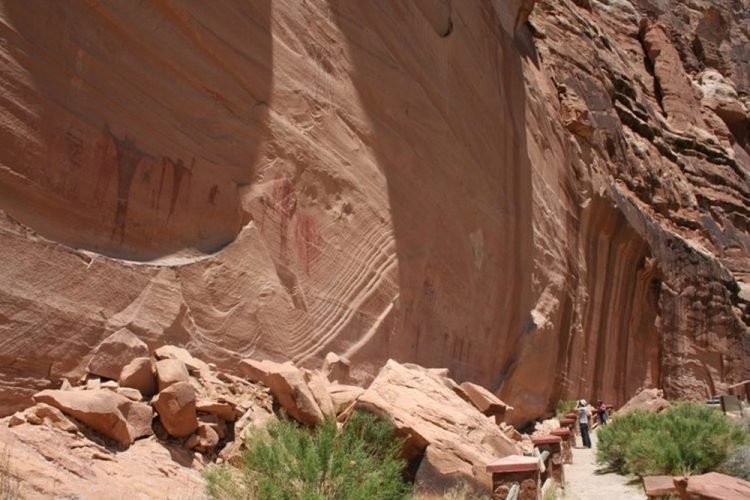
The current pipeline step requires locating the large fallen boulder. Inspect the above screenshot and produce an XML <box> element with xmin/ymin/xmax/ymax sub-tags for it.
<box><xmin>618</xmin><ymin>388</ymin><xmax>671</xmax><ymax>415</ymax></box>
<box><xmin>327</xmin><ymin>384</ymin><xmax>364</xmax><ymax>415</ymax></box>
<box><xmin>355</xmin><ymin>360</ymin><xmax>518</xmax><ymax>493</ymax></box>
<box><xmin>154</xmin><ymin>359</ymin><xmax>190</xmax><ymax>392</ymax></box>
<box><xmin>321</xmin><ymin>352</ymin><xmax>353</xmax><ymax>384</ymax></box>
<box><xmin>152</xmin><ymin>381</ymin><xmax>198</xmax><ymax>437</ymax></box>
<box><xmin>119</xmin><ymin>357</ymin><xmax>156</xmax><ymax>396</ymax></box>
<box><xmin>86</xmin><ymin>328</ymin><xmax>149</xmax><ymax>381</ymax></box>
<box><xmin>154</xmin><ymin>345</ymin><xmax>211</xmax><ymax>378</ymax></box>
<box><xmin>239</xmin><ymin>359</ymin><xmax>324</xmax><ymax>425</ymax></box>
<box><xmin>33</xmin><ymin>389</ymin><xmax>152</xmax><ymax>445</ymax></box>
<box><xmin>303</xmin><ymin>369</ymin><xmax>335</xmax><ymax>419</ymax></box>
<box><xmin>460</xmin><ymin>381</ymin><xmax>514</xmax><ymax>423</ymax></box>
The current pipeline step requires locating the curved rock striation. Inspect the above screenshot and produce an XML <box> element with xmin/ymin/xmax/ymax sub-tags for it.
<box><xmin>0</xmin><ymin>0</ymin><xmax>748</xmax><ymax>424</ymax></box>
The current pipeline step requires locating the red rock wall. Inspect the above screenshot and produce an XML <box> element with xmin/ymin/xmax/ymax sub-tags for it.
<box><xmin>0</xmin><ymin>0</ymin><xmax>748</xmax><ymax>423</ymax></box>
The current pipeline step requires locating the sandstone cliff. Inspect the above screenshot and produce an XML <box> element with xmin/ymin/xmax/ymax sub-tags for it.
<box><xmin>0</xmin><ymin>0</ymin><xmax>748</xmax><ymax>424</ymax></box>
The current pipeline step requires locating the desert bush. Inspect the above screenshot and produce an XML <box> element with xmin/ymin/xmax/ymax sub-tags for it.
<box><xmin>597</xmin><ymin>403</ymin><xmax>748</xmax><ymax>476</ymax></box>
<box><xmin>719</xmin><ymin>444</ymin><xmax>750</xmax><ymax>481</ymax></box>
<box><xmin>205</xmin><ymin>411</ymin><xmax>411</xmax><ymax>500</ymax></box>
<box><xmin>555</xmin><ymin>400</ymin><xmax>577</xmax><ymax>416</ymax></box>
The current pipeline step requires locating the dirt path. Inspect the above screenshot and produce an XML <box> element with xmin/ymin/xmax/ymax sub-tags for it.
<box><xmin>562</xmin><ymin>429</ymin><xmax>643</xmax><ymax>500</ymax></box>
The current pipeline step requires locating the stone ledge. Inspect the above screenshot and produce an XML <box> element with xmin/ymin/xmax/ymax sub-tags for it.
<box><xmin>486</xmin><ymin>455</ymin><xmax>540</xmax><ymax>473</ymax></box>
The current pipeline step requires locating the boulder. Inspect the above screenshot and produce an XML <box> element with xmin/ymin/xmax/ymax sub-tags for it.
<box><xmin>196</xmin><ymin>399</ymin><xmax>238</xmax><ymax>422</ymax></box>
<box><xmin>86</xmin><ymin>328</ymin><xmax>149</xmax><ymax>381</ymax></box>
<box><xmin>460</xmin><ymin>382</ymin><xmax>514</xmax><ymax>422</ymax></box>
<box><xmin>321</xmin><ymin>352</ymin><xmax>352</xmax><ymax>384</ymax></box>
<box><xmin>154</xmin><ymin>359</ymin><xmax>190</xmax><ymax>392</ymax></box>
<box><xmin>119</xmin><ymin>357</ymin><xmax>156</xmax><ymax>396</ymax></box>
<box><xmin>327</xmin><ymin>384</ymin><xmax>365</xmax><ymax>415</ymax></box>
<box><xmin>674</xmin><ymin>472</ymin><xmax>750</xmax><ymax>500</ymax></box>
<box><xmin>24</xmin><ymin>403</ymin><xmax>78</xmax><ymax>433</ymax></box>
<box><xmin>120</xmin><ymin>401</ymin><xmax>154</xmax><ymax>439</ymax></box>
<box><xmin>186</xmin><ymin>422</ymin><xmax>220</xmax><ymax>453</ymax></box>
<box><xmin>198</xmin><ymin>413</ymin><xmax>227</xmax><ymax>439</ymax></box>
<box><xmin>152</xmin><ymin>381</ymin><xmax>198</xmax><ymax>437</ymax></box>
<box><xmin>154</xmin><ymin>345</ymin><xmax>210</xmax><ymax>377</ymax></box>
<box><xmin>303</xmin><ymin>369</ymin><xmax>336</xmax><ymax>418</ymax></box>
<box><xmin>116</xmin><ymin>387</ymin><xmax>143</xmax><ymax>402</ymax></box>
<box><xmin>33</xmin><ymin>389</ymin><xmax>147</xmax><ymax>445</ymax></box>
<box><xmin>239</xmin><ymin>359</ymin><xmax>324</xmax><ymax>425</ymax></box>
<box><xmin>355</xmin><ymin>360</ymin><xmax>518</xmax><ymax>492</ymax></box>
<box><xmin>618</xmin><ymin>388</ymin><xmax>671</xmax><ymax>415</ymax></box>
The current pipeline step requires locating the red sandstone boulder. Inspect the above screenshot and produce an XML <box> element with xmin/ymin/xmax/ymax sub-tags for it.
<box><xmin>24</xmin><ymin>403</ymin><xmax>78</xmax><ymax>433</ymax></box>
<box><xmin>460</xmin><ymin>381</ymin><xmax>514</xmax><ymax>422</ymax></box>
<box><xmin>119</xmin><ymin>357</ymin><xmax>156</xmax><ymax>396</ymax></box>
<box><xmin>86</xmin><ymin>328</ymin><xmax>149</xmax><ymax>381</ymax></box>
<box><xmin>239</xmin><ymin>359</ymin><xmax>324</xmax><ymax>425</ymax></box>
<box><xmin>152</xmin><ymin>381</ymin><xmax>198</xmax><ymax>438</ymax></box>
<box><xmin>674</xmin><ymin>472</ymin><xmax>750</xmax><ymax>500</ymax></box>
<box><xmin>154</xmin><ymin>345</ymin><xmax>210</xmax><ymax>378</ymax></box>
<box><xmin>618</xmin><ymin>388</ymin><xmax>671</xmax><ymax>415</ymax></box>
<box><xmin>33</xmin><ymin>389</ymin><xmax>152</xmax><ymax>445</ymax></box>
<box><xmin>186</xmin><ymin>422</ymin><xmax>220</xmax><ymax>453</ymax></box>
<box><xmin>321</xmin><ymin>352</ymin><xmax>352</xmax><ymax>384</ymax></box>
<box><xmin>327</xmin><ymin>384</ymin><xmax>364</xmax><ymax>415</ymax></box>
<box><xmin>355</xmin><ymin>360</ymin><xmax>518</xmax><ymax>493</ymax></box>
<box><xmin>303</xmin><ymin>369</ymin><xmax>335</xmax><ymax>419</ymax></box>
<box><xmin>196</xmin><ymin>399</ymin><xmax>238</xmax><ymax>422</ymax></box>
<box><xmin>154</xmin><ymin>359</ymin><xmax>190</xmax><ymax>392</ymax></box>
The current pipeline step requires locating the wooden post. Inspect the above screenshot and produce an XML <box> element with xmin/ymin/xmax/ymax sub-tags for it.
<box><xmin>550</xmin><ymin>428</ymin><xmax>573</xmax><ymax>464</ymax></box>
<box><xmin>532</xmin><ymin>435</ymin><xmax>564</xmax><ymax>484</ymax></box>
<box><xmin>486</xmin><ymin>455</ymin><xmax>541</xmax><ymax>500</ymax></box>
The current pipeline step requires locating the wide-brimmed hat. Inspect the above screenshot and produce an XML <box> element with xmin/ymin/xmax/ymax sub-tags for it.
<box><xmin>579</xmin><ymin>399</ymin><xmax>587</xmax><ymax>407</ymax></box>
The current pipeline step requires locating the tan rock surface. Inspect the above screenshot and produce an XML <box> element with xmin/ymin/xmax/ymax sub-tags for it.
<box><xmin>0</xmin><ymin>0</ymin><xmax>747</xmax><ymax>430</ymax></box>
<box><xmin>460</xmin><ymin>381</ymin><xmax>514</xmax><ymax>421</ymax></box>
<box><xmin>617</xmin><ymin>388</ymin><xmax>671</xmax><ymax>415</ymax></box>
<box><xmin>355</xmin><ymin>360</ymin><xmax>518</xmax><ymax>493</ymax></box>
<box><xmin>327</xmin><ymin>384</ymin><xmax>365</xmax><ymax>415</ymax></box>
<box><xmin>0</xmin><ymin>423</ymin><xmax>205</xmax><ymax>499</ymax></box>
<box><xmin>675</xmin><ymin>472</ymin><xmax>750</xmax><ymax>500</ymax></box>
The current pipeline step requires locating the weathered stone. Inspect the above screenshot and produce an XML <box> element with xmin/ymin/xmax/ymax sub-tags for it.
<box><xmin>196</xmin><ymin>399</ymin><xmax>238</xmax><ymax>422</ymax></box>
<box><xmin>239</xmin><ymin>359</ymin><xmax>324</xmax><ymax>425</ymax></box>
<box><xmin>86</xmin><ymin>328</ymin><xmax>149</xmax><ymax>381</ymax></box>
<box><xmin>618</xmin><ymin>388</ymin><xmax>671</xmax><ymax>415</ymax></box>
<box><xmin>356</xmin><ymin>360</ymin><xmax>517</xmax><ymax>493</ymax></box>
<box><xmin>119</xmin><ymin>357</ymin><xmax>156</xmax><ymax>397</ymax></box>
<box><xmin>674</xmin><ymin>472</ymin><xmax>750</xmax><ymax>500</ymax></box>
<box><xmin>24</xmin><ymin>403</ymin><xmax>78</xmax><ymax>433</ymax></box>
<box><xmin>154</xmin><ymin>359</ymin><xmax>190</xmax><ymax>392</ymax></box>
<box><xmin>152</xmin><ymin>381</ymin><xmax>198</xmax><ymax>438</ymax></box>
<box><xmin>116</xmin><ymin>387</ymin><xmax>143</xmax><ymax>401</ymax></box>
<box><xmin>33</xmin><ymin>389</ymin><xmax>144</xmax><ymax>445</ymax></box>
<box><xmin>303</xmin><ymin>369</ymin><xmax>335</xmax><ymax>419</ymax></box>
<box><xmin>327</xmin><ymin>384</ymin><xmax>364</xmax><ymax>415</ymax></box>
<box><xmin>460</xmin><ymin>382</ymin><xmax>513</xmax><ymax>421</ymax></box>
<box><xmin>186</xmin><ymin>422</ymin><xmax>220</xmax><ymax>453</ymax></box>
<box><xmin>321</xmin><ymin>352</ymin><xmax>352</xmax><ymax>384</ymax></box>
<box><xmin>154</xmin><ymin>345</ymin><xmax>210</xmax><ymax>377</ymax></box>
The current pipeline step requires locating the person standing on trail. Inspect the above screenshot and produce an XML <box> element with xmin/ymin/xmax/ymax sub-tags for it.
<box><xmin>596</xmin><ymin>400</ymin><xmax>608</xmax><ymax>426</ymax></box>
<box><xmin>577</xmin><ymin>399</ymin><xmax>592</xmax><ymax>448</ymax></box>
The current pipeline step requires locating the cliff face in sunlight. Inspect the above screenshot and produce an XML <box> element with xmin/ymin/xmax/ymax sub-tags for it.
<box><xmin>0</xmin><ymin>0</ymin><xmax>748</xmax><ymax>423</ymax></box>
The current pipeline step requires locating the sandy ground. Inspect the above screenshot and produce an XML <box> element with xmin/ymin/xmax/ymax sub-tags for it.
<box><xmin>563</xmin><ymin>429</ymin><xmax>644</xmax><ymax>500</ymax></box>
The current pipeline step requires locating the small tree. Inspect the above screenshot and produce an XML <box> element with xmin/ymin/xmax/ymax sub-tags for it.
<box><xmin>205</xmin><ymin>411</ymin><xmax>411</xmax><ymax>500</ymax></box>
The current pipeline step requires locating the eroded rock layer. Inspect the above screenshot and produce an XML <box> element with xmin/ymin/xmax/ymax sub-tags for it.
<box><xmin>0</xmin><ymin>0</ymin><xmax>748</xmax><ymax>423</ymax></box>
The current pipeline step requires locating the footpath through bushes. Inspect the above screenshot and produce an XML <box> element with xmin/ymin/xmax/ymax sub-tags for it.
<box><xmin>596</xmin><ymin>403</ymin><xmax>748</xmax><ymax>477</ymax></box>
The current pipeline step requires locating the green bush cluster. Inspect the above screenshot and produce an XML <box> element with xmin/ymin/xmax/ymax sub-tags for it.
<box><xmin>205</xmin><ymin>411</ymin><xmax>411</xmax><ymax>500</ymax></box>
<box><xmin>596</xmin><ymin>403</ymin><xmax>748</xmax><ymax>476</ymax></box>
<box><xmin>555</xmin><ymin>400</ymin><xmax>577</xmax><ymax>416</ymax></box>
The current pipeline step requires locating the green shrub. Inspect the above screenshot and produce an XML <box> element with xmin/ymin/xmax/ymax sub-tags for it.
<box><xmin>597</xmin><ymin>403</ymin><xmax>748</xmax><ymax>476</ymax></box>
<box><xmin>555</xmin><ymin>400</ymin><xmax>577</xmax><ymax>417</ymax></box>
<box><xmin>719</xmin><ymin>444</ymin><xmax>750</xmax><ymax>481</ymax></box>
<box><xmin>205</xmin><ymin>411</ymin><xmax>411</xmax><ymax>500</ymax></box>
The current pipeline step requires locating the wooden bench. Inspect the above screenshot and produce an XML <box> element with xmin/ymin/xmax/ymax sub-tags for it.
<box><xmin>486</xmin><ymin>455</ymin><xmax>541</xmax><ymax>500</ymax></box>
<box><xmin>531</xmin><ymin>435</ymin><xmax>564</xmax><ymax>484</ymax></box>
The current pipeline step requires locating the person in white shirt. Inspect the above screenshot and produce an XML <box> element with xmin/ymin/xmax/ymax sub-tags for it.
<box><xmin>577</xmin><ymin>399</ymin><xmax>592</xmax><ymax>448</ymax></box>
